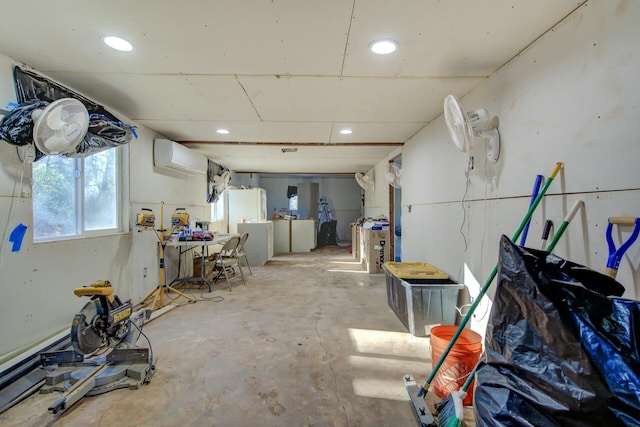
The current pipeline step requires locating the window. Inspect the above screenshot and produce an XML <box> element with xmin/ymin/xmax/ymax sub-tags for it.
<box><xmin>211</xmin><ymin>191</ymin><xmax>226</xmax><ymax>223</ymax></box>
<box><xmin>32</xmin><ymin>148</ymin><xmax>122</xmax><ymax>240</ymax></box>
<box><xmin>289</xmin><ymin>194</ymin><xmax>298</xmax><ymax>212</ymax></box>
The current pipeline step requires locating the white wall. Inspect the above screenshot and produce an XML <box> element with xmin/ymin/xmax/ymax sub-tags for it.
<box><xmin>0</xmin><ymin>55</ymin><xmax>210</xmax><ymax>357</ymax></box>
<box><xmin>364</xmin><ymin>148</ymin><xmax>402</xmax><ymax>219</ymax></box>
<box><xmin>367</xmin><ymin>0</ymin><xmax>640</xmax><ymax>335</ymax></box>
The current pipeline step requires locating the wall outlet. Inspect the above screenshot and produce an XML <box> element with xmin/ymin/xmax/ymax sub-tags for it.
<box><xmin>143</xmin><ymin>267</ymin><xmax>148</xmax><ymax>278</ymax></box>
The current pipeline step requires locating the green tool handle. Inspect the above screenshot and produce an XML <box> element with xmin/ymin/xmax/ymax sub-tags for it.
<box><xmin>422</xmin><ymin>161</ymin><xmax>564</xmax><ymax>391</ymax></box>
<box><xmin>457</xmin><ymin>197</ymin><xmax>582</xmax><ymax>393</ymax></box>
<box><xmin>544</xmin><ymin>200</ymin><xmax>583</xmax><ymax>253</ymax></box>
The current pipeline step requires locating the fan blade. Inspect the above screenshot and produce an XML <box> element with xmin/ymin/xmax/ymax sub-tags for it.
<box><xmin>43</xmin><ymin>134</ymin><xmax>70</xmax><ymax>153</ymax></box>
<box><xmin>68</xmin><ymin>112</ymin><xmax>88</xmax><ymax>127</ymax></box>
<box><xmin>46</xmin><ymin>105</ymin><xmax>66</xmax><ymax>130</ymax></box>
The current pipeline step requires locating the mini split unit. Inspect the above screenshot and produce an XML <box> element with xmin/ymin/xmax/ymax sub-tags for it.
<box><xmin>153</xmin><ymin>138</ymin><xmax>207</xmax><ymax>175</ymax></box>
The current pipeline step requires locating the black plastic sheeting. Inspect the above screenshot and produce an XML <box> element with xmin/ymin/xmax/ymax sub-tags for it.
<box><xmin>0</xmin><ymin>100</ymin><xmax>47</xmax><ymax>151</ymax></box>
<box><xmin>317</xmin><ymin>220</ymin><xmax>337</xmax><ymax>247</ymax></box>
<box><xmin>0</xmin><ymin>67</ymin><xmax>136</xmax><ymax>158</ymax></box>
<box><xmin>69</xmin><ymin>113</ymin><xmax>135</xmax><ymax>158</ymax></box>
<box><xmin>475</xmin><ymin>236</ymin><xmax>639</xmax><ymax>426</ymax></box>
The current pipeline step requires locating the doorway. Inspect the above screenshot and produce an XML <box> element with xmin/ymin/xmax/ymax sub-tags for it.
<box><xmin>388</xmin><ymin>157</ymin><xmax>402</xmax><ymax>262</ymax></box>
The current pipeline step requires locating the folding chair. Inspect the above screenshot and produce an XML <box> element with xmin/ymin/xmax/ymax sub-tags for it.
<box><xmin>236</xmin><ymin>232</ymin><xmax>252</xmax><ymax>275</ymax></box>
<box><xmin>206</xmin><ymin>236</ymin><xmax>245</xmax><ymax>291</ymax></box>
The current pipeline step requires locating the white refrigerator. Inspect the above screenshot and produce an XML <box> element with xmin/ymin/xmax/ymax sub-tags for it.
<box><xmin>228</xmin><ymin>188</ymin><xmax>267</xmax><ymax>233</ymax></box>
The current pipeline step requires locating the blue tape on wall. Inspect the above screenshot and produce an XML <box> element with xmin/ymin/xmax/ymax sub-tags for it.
<box><xmin>9</xmin><ymin>223</ymin><xmax>27</xmax><ymax>252</ymax></box>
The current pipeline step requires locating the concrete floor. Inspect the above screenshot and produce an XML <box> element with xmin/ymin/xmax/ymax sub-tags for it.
<box><xmin>0</xmin><ymin>246</ymin><xmax>475</xmax><ymax>426</ymax></box>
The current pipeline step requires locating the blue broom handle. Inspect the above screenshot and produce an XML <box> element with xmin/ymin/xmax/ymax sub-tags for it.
<box><xmin>519</xmin><ymin>175</ymin><xmax>544</xmax><ymax>246</ymax></box>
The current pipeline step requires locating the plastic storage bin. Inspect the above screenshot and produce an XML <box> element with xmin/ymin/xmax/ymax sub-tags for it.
<box><xmin>383</xmin><ymin>262</ymin><xmax>463</xmax><ymax>337</ymax></box>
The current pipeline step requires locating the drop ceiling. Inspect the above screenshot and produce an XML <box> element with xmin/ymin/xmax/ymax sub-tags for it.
<box><xmin>0</xmin><ymin>1</ymin><xmax>584</xmax><ymax>174</ymax></box>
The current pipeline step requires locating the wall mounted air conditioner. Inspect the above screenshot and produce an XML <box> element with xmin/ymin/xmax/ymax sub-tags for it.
<box><xmin>154</xmin><ymin>138</ymin><xmax>207</xmax><ymax>175</ymax></box>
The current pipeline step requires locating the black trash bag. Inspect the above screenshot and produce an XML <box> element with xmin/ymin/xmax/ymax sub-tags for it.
<box><xmin>0</xmin><ymin>100</ymin><xmax>47</xmax><ymax>146</ymax></box>
<box><xmin>64</xmin><ymin>114</ymin><xmax>136</xmax><ymax>158</ymax></box>
<box><xmin>317</xmin><ymin>220</ymin><xmax>337</xmax><ymax>247</ymax></box>
<box><xmin>13</xmin><ymin>66</ymin><xmax>136</xmax><ymax>158</ymax></box>
<box><xmin>474</xmin><ymin>235</ymin><xmax>639</xmax><ymax>427</ymax></box>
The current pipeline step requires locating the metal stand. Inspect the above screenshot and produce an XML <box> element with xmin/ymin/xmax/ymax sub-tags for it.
<box><xmin>318</xmin><ymin>198</ymin><xmax>333</xmax><ymax>229</ymax></box>
<box><xmin>168</xmin><ymin>242</ymin><xmax>214</xmax><ymax>292</ymax></box>
<box><xmin>140</xmin><ymin>233</ymin><xmax>196</xmax><ymax>310</ymax></box>
<box><xmin>138</xmin><ymin>202</ymin><xmax>196</xmax><ymax>310</ymax></box>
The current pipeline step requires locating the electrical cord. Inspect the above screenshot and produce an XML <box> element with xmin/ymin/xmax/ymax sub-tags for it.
<box><xmin>128</xmin><ymin>317</ymin><xmax>154</xmax><ymax>369</ymax></box>
<box><xmin>197</xmin><ymin>286</ymin><xmax>224</xmax><ymax>302</ymax></box>
<box><xmin>459</xmin><ymin>156</ymin><xmax>472</xmax><ymax>252</ymax></box>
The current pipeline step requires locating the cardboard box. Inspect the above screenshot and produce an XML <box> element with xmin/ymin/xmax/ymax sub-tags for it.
<box><xmin>362</xmin><ymin>229</ymin><xmax>390</xmax><ymax>273</ymax></box>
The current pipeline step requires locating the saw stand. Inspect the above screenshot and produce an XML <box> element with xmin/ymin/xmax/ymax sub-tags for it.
<box><xmin>139</xmin><ymin>202</ymin><xmax>196</xmax><ymax>310</ymax></box>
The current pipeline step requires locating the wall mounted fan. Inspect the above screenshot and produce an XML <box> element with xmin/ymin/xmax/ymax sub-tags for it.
<box><xmin>355</xmin><ymin>172</ymin><xmax>374</xmax><ymax>191</ymax></box>
<box><xmin>385</xmin><ymin>163</ymin><xmax>402</xmax><ymax>189</ymax></box>
<box><xmin>31</xmin><ymin>98</ymin><xmax>89</xmax><ymax>155</ymax></box>
<box><xmin>444</xmin><ymin>94</ymin><xmax>500</xmax><ymax>162</ymax></box>
<box><xmin>214</xmin><ymin>170</ymin><xmax>231</xmax><ymax>193</ymax></box>
<box><xmin>208</xmin><ymin>169</ymin><xmax>231</xmax><ymax>203</ymax></box>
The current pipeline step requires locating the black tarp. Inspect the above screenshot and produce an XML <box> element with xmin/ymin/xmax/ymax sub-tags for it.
<box><xmin>475</xmin><ymin>236</ymin><xmax>639</xmax><ymax>426</ymax></box>
<box><xmin>0</xmin><ymin>67</ymin><xmax>136</xmax><ymax>158</ymax></box>
<box><xmin>317</xmin><ymin>220</ymin><xmax>337</xmax><ymax>247</ymax></box>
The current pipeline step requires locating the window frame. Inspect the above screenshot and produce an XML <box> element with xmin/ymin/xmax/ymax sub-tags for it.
<box><xmin>32</xmin><ymin>145</ymin><xmax>128</xmax><ymax>243</ymax></box>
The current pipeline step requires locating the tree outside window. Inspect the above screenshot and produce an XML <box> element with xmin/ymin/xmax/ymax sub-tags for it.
<box><xmin>33</xmin><ymin>148</ymin><xmax>121</xmax><ymax>240</ymax></box>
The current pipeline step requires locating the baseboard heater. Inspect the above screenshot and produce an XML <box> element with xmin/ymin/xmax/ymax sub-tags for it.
<box><xmin>0</xmin><ymin>333</ymin><xmax>71</xmax><ymax>413</ymax></box>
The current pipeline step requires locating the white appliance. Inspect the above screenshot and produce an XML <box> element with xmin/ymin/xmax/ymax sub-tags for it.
<box><xmin>237</xmin><ymin>221</ymin><xmax>274</xmax><ymax>266</ymax></box>
<box><xmin>154</xmin><ymin>138</ymin><xmax>208</xmax><ymax>175</ymax></box>
<box><xmin>228</xmin><ymin>188</ymin><xmax>267</xmax><ymax>233</ymax></box>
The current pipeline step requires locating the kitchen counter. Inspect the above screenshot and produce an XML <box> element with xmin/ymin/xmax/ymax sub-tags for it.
<box><xmin>273</xmin><ymin>219</ymin><xmax>316</xmax><ymax>253</ymax></box>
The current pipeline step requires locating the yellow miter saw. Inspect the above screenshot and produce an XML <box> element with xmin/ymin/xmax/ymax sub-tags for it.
<box><xmin>40</xmin><ymin>280</ymin><xmax>156</xmax><ymax>415</ymax></box>
<box><xmin>70</xmin><ymin>280</ymin><xmax>135</xmax><ymax>354</ymax></box>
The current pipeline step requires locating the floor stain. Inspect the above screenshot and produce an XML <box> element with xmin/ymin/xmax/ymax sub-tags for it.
<box><xmin>258</xmin><ymin>390</ymin><xmax>286</xmax><ymax>416</ymax></box>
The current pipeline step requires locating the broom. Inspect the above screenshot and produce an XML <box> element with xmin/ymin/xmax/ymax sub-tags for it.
<box><xmin>435</xmin><ymin>199</ymin><xmax>584</xmax><ymax>427</ymax></box>
<box><xmin>412</xmin><ymin>162</ymin><xmax>564</xmax><ymax>407</ymax></box>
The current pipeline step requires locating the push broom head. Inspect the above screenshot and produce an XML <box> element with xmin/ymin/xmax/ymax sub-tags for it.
<box><xmin>435</xmin><ymin>388</ymin><xmax>466</xmax><ymax>427</ymax></box>
<box><xmin>403</xmin><ymin>375</ymin><xmax>437</xmax><ymax>427</ymax></box>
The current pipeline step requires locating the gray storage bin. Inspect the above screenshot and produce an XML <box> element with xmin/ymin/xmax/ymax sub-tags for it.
<box><xmin>383</xmin><ymin>264</ymin><xmax>463</xmax><ymax>336</ymax></box>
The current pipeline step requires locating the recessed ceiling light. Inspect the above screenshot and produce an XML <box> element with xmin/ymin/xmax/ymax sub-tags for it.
<box><xmin>103</xmin><ymin>36</ymin><xmax>133</xmax><ymax>52</ymax></box>
<box><xmin>340</xmin><ymin>129</ymin><xmax>353</xmax><ymax>135</ymax></box>
<box><xmin>369</xmin><ymin>38</ymin><xmax>398</xmax><ymax>55</ymax></box>
<box><xmin>216</xmin><ymin>129</ymin><xmax>230</xmax><ymax>134</ymax></box>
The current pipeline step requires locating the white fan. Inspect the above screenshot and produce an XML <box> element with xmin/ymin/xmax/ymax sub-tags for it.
<box><xmin>385</xmin><ymin>163</ymin><xmax>402</xmax><ymax>189</ymax></box>
<box><xmin>31</xmin><ymin>98</ymin><xmax>89</xmax><ymax>155</ymax></box>
<box><xmin>355</xmin><ymin>172</ymin><xmax>374</xmax><ymax>191</ymax></box>
<box><xmin>444</xmin><ymin>94</ymin><xmax>500</xmax><ymax>162</ymax></box>
<box><xmin>213</xmin><ymin>170</ymin><xmax>231</xmax><ymax>193</ymax></box>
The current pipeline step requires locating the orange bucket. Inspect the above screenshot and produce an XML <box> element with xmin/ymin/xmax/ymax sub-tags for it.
<box><xmin>430</xmin><ymin>325</ymin><xmax>483</xmax><ymax>406</ymax></box>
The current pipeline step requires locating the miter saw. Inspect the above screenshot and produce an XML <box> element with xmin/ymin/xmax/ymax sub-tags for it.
<box><xmin>39</xmin><ymin>280</ymin><xmax>156</xmax><ymax>414</ymax></box>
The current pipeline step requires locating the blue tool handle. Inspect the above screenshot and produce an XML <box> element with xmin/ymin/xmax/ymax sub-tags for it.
<box><xmin>605</xmin><ymin>217</ymin><xmax>640</xmax><ymax>271</ymax></box>
<box><xmin>519</xmin><ymin>175</ymin><xmax>544</xmax><ymax>246</ymax></box>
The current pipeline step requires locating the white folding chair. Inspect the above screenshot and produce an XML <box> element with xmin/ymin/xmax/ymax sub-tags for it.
<box><xmin>235</xmin><ymin>232</ymin><xmax>252</xmax><ymax>275</ymax></box>
<box><xmin>206</xmin><ymin>236</ymin><xmax>245</xmax><ymax>291</ymax></box>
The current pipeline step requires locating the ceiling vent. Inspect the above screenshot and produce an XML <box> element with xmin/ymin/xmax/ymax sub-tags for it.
<box><xmin>154</xmin><ymin>139</ymin><xmax>207</xmax><ymax>175</ymax></box>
